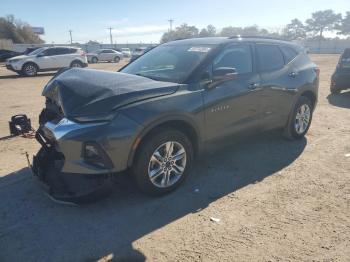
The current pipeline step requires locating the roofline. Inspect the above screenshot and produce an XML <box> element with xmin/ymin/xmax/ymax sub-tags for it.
<box><xmin>228</xmin><ymin>35</ymin><xmax>289</xmax><ymax>41</ymax></box>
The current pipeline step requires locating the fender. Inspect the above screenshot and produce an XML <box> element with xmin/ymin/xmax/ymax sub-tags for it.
<box><xmin>126</xmin><ymin>113</ymin><xmax>202</xmax><ymax>168</ymax></box>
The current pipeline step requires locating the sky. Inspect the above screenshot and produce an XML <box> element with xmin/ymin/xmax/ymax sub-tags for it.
<box><xmin>1</xmin><ymin>0</ymin><xmax>349</xmax><ymax>44</ymax></box>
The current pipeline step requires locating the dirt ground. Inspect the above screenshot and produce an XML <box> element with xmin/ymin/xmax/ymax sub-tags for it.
<box><xmin>0</xmin><ymin>55</ymin><xmax>349</xmax><ymax>262</ymax></box>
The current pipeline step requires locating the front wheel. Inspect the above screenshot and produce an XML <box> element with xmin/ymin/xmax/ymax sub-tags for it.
<box><xmin>114</xmin><ymin>56</ymin><xmax>121</xmax><ymax>63</ymax></box>
<box><xmin>22</xmin><ymin>63</ymin><xmax>38</xmax><ymax>76</ymax></box>
<box><xmin>284</xmin><ymin>96</ymin><xmax>313</xmax><ymax>140</ymax></box>
<box><xmin>132</xmin><ymin>129</ymin><xmax>194</xmax><ymax>196</ymax></box>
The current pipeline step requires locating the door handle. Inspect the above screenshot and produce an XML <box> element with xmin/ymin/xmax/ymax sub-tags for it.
<box><xmin>248</xmin><ymin>82</ymin><xmax>260</xmax><ymax>90</ymax></box>
<box><xmin>289</xmin><ymin>71</ymin><xmax>298</xmax><ymax>78</ymax></box>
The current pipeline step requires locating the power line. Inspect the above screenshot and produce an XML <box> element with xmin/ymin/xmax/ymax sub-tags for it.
<box><xmin>69</xmin><ymin>30</ymin><xmax>73</xmax><ymax>44</ymax></box>
<box><xmin>107</xmin><ymin>27</ymin><xmax>113</xmax><ymax>45</ymax></box>
<box><xmin>168</xmin><ymin>18</ymin><xmax>174</xmax><ymax>32</ymax></box>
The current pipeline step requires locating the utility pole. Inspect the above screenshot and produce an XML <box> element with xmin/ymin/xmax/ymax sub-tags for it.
<box><xmin>107</xmin><ymin>27</ymin><xmax>113</xmax><ymax>45</ymax></box>
<box><xmin>168</xmin><ymin>18</ymin><xmax>174</xmax><ymax>32</ymax></box>
<box><xmin>69</xmin><ymin>30</ymin><xmax>73</xmax><ymax>44</ymax></box>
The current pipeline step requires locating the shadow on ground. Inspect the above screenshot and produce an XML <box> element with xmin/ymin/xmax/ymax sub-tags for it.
<box><xmin>0</xmin><ymin>72</ymin><xmax>56</xmax><ymax>80</ymax></box>
<box><xmin>0</xmin><ymin>132</ymin><xmax>306</xmax><ymax>262</ymax></box>
<box><xmin>327</xmin><ymin>90</ymin><xmax>350</xmax><ymax>109</ymax></box>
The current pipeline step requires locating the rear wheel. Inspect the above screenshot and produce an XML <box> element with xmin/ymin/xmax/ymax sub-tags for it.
<box><xmin>114</xmin><ymin>56</ymin><xmax>120</xmax><ymax>63</ymax></box>
<box><xmin>132</xmin><ymin>129</ymin><xmax>193</xmax><ymax>196</ymax></box>
<box><xmin>284</xmin><ymin>96</ymin><xmax>313</xmax><ymax>140</ymax></box>
<box><xmin>91</xmin><ymin>57</ymin><xmax>98</xmax><ymax>63</ymax></box>
<box><xmin>22</xmin><ymin>63</ymin><xmax>38</xmax><ymax>76</ymax></box>
<box><xmin>70</xmin><ymin>60</ymin><xmax>83</xmax><ymax>68</ymax></box>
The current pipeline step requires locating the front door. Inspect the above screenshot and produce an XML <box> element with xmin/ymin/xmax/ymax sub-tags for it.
<box><xmin>202</xmin><ymin>43</ymin><xmax>262</xmax><ymax>141</ymax></box>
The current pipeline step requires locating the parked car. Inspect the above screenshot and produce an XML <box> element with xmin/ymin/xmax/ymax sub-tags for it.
<box><xmin>22</xmin><ymin>47</ymin><xmax>40</xmax><ymax>55</ymax></box>
<box><xmin>130</xmin><ymin>46</ymin><xmax>155</xmax><ymax>62</ymax></box>
<box><xmin>0</xmin><ymin>49</ymin><xmax>22</xmax><ymax>62</ymax></box>
<box><xmin>31</xmin><ymin>37</ymin><xmax>319</xmax><ymax>203</ymax></box>
<box><xmin>330</xmin><ymin>48</ymin><xmax>350</xmax><ymax>94</ymax></box>
<box><xmin>121</xmin><ymin>48</ymin><xmax>131</xmax><ymax>57</ymax></box>
<box><xmin>6</xmin><ymin>46</ymin><xmax>88</xmax><ymax>76</ymax></box>
<box><xmin>87</xmin><ymin>49</ymin><xmax>123</xmax><ymax>63</ymax></box>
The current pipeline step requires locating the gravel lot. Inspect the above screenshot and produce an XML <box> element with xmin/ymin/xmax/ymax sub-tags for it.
<box><xmin>0</xmin><ymin>55</ymin><xmax>349</xmax><ymax>262</ymax></box>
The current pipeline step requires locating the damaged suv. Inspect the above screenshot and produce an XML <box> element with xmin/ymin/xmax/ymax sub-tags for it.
<box><xmin>31</xmin><ymin>37</ymin><xmax>319</xmax><ymax>203</ymax></box>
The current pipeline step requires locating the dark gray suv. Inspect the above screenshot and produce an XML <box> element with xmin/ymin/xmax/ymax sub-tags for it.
<box><xmin>31</xmin><ymin>37</ymin><xmax>319</xmax><ymax>203</ymax></box>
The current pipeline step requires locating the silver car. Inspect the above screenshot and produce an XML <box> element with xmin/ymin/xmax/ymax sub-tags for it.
<box><xmin>87</xmin><ymin>49</ymin><xmax>123</xmax><ymax>63</ymax></box>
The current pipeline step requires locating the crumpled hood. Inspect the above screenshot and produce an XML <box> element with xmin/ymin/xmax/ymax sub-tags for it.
<box><xmin>42</xmin><ymin>68</ymin><xmax>181</xmax><ymax>119</ymax></box>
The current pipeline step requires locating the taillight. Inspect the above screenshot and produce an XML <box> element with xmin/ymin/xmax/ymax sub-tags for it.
<box><xmin>315</xmin><ymin>67</ymin><xmax>320</xmax><ymax>78</ymax></box>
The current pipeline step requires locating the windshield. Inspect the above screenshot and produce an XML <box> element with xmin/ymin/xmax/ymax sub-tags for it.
<box><xmin>121</xmin><ymin>44</ymin><xmax>214</xmax><ymax>83</ymax></box>
<box><xmin>28</xmin><ymin>47</ymin><xmax>46</xmax><ymax>55</ymax></box>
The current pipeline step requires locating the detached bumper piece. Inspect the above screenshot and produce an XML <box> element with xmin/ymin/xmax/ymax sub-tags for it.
<box><xmin>30</xmin><ymin>131</ymin><xmax>113</xmax><ymax>205</ymax></box>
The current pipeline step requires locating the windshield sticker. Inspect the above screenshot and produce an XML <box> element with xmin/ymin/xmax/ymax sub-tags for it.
<box><xmin>188</xmin><ymin>47</ymin><xmax>211</xmax><ymax>53</ymax></box>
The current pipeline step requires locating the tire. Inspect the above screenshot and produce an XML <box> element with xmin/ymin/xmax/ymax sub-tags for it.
<box><xmin>132</xmin><ymin>129</ymin><xmax>194</xmax><ymax>196</ymax></box>
<box><xmin>70</xmin><ymin>60</ymin><xmax>83</xmax><ymax>68</ymax></box>
<box><xmin>114</xmin><ymin>56</ymin><xmax>121</xmax><ymax>63</ymax></box>
<box><xmin>21</xmin><ymin>62</ymin><xmax>38</xmax><ymax>77</ymax></box>
<box><xmin>284</xmin><ymin>96</ymin><xmax>313</xmax><ymax>140</ymax></box>
<box><xmin>91</xmin><ymin>57</ymin><xmax>98</xmax><ymax>63</ymax></box>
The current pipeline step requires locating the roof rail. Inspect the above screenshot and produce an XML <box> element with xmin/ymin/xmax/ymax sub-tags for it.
<box><xmin>228</xmin><ymin>35</ymin><xmax>289</xmax><ymax>41</ymax></box>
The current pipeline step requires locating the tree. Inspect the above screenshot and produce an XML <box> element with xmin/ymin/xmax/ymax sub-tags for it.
<box><xmin>161</xmin><ymin>23</ymin><xmax>199</xmax><ymax>43</ymax></box>
<box><xmin>305</xmin><ymin>9</ymin><xmax>342</xmax><ymax>38</ymax></box>
<box><xmin>0</xmin><ymin>15</ymin><xmax>44</xmax><ymax>44</ymax></box>
<box><xmin>199</xmin><ymin>24</ymin><xmax>217</xmax><ymax>37</ymax></box>
<box><xmin>86</xmin><ymin>40</ymin><xmax>100</xmax><ymax>45</ymax></box>
<box><xmin>336</xmin><ymin>11</ymin><xmax>350</xmax><ymax>36</ymax></box>
<box><xmin>283</xmin><ymin>19</ymin><xmax>306</xmax><ymax>40</ymax></box>
<box><xmin>219</xmin><ymin>26</ymin><xmax>242</xmax><ymax>37</ymax></box>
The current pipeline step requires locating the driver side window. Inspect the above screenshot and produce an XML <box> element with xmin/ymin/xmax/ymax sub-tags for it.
<box><xmin>213</xmin><ymin>45</ymin><xmax>252</xmax><ymax>74</ymax></box>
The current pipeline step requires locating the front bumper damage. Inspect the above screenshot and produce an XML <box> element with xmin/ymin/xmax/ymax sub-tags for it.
<box><xmin>28</xmin><ymin>129</ymin><xmax>113</xmax><ymax>205</ymax></box>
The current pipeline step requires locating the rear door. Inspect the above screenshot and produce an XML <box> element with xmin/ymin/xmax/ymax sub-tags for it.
<box><xmin>99</xmin><ymin>50</ymin><xmax>111</xmax><ymax>61</ymax></box>
<box><xmin>54</xmin><ymin>47</ymin><xmax>75</xmax><ymax>67</ymax></box>
<box><xmin>202</xmin><ymin>43</ymin><xmax>262</xmax><ymax>141</ymax></box>
<box><xmin>255</xmin><ymin>43</ymin><xmax>299</xmax><ymax>128</ymax></box>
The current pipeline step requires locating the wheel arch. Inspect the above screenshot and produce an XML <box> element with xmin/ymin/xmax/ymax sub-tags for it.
<box><xmin>22</xmin><ymin>61</ymin><xmax>39</xmax><ymax>71</ymax></box>
<box><xmin>300</xmin><ymin>90</ymin><xmax>317</xmax><ymax>110</ymax></box>
<box><xmin>127</xmin><ymin>117</ymin><xmax>201</xmax><ymax>168</ymax></box>
<box><xmin>70</xmin><ymin>59</ymin><xmax>83</xmax><ymax>67</ymax></box>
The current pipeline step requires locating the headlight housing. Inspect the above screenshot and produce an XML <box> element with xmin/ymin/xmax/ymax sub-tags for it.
<box><xmin>9</xmin><ymin>59</ymin><xmax>21</xmax><ymax>63</ymax></box>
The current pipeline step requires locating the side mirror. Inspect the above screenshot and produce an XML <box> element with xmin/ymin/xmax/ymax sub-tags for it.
<box><xmin>208</xmin><ymin>67</ymin><xmax>237</xmax><ymax>88</ymax></box>
<box><xmin>36</xmin><ymin>53</ymin><xmax>45</xmax><ymax>57</ymax></box>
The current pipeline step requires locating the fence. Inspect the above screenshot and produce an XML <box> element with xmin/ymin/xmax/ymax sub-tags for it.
<box><xmin>12</xmin><ymin>43</ymin><xmax>154</xmax><ymax>53</ymax></box>
<box><xmin>10</xmin><ymin>39</ymin><xmax>350</xmax><ymax>54</ymax></box>
<box><xmin>299</xmin><ymin>39</ymin><xmax>349</xmax><ymax>54</ymax></box>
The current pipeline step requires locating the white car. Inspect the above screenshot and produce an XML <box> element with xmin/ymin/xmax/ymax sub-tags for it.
<box><xmin>6</xmin><ymin>46</ymin><xmax>88</xmax><ymax>76</ymax></box>
<box><xmin>121</xmin><ymin>48</ymin><xmax>131</xmax><ymax>57</ymax></box>
<box><xmin>87</xmin><ymin>49</ymin><xmax>123</xmax><ymax>63</ymax></box>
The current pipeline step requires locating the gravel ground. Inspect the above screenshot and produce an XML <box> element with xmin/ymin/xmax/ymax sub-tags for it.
<box><xmin>0</xmin><ymin>55</ymin><xmax>349</xmax><ymax>262</ymax></box>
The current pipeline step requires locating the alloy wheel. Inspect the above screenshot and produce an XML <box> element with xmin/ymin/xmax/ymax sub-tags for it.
<box><xmin>25</xmin><ymin>64</ymin><xmax>36</xmax><ymax>76</ymax></box>
<box><xmin>148</xmin><ymin>141</ymin><xmax>187</xmax><ymax>188</ymax></box>
<box><xmin>295</xmin><ymin>104</ymin><xmax>311</xmax><ymax>134</ymax></box>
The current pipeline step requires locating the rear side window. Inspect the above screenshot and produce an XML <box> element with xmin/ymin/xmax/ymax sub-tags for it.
<box><xmin>256</xmin><ymin>44</ymin><xmax>285</xmax><ymax>72</ymax></box>
<box><xmin>280</xmin><ymin>45</ymin><xmax>298</xmax><ymax>64</ymax></box>
<box><xmin>55</xmin><ymin>48</ymin><xmax>76</xmax><ymax>55</ymax></box>
<box><xmin>213</xmin><ymin>44</ymin><xmax>252</xmax><ymax>74</ymax></box>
